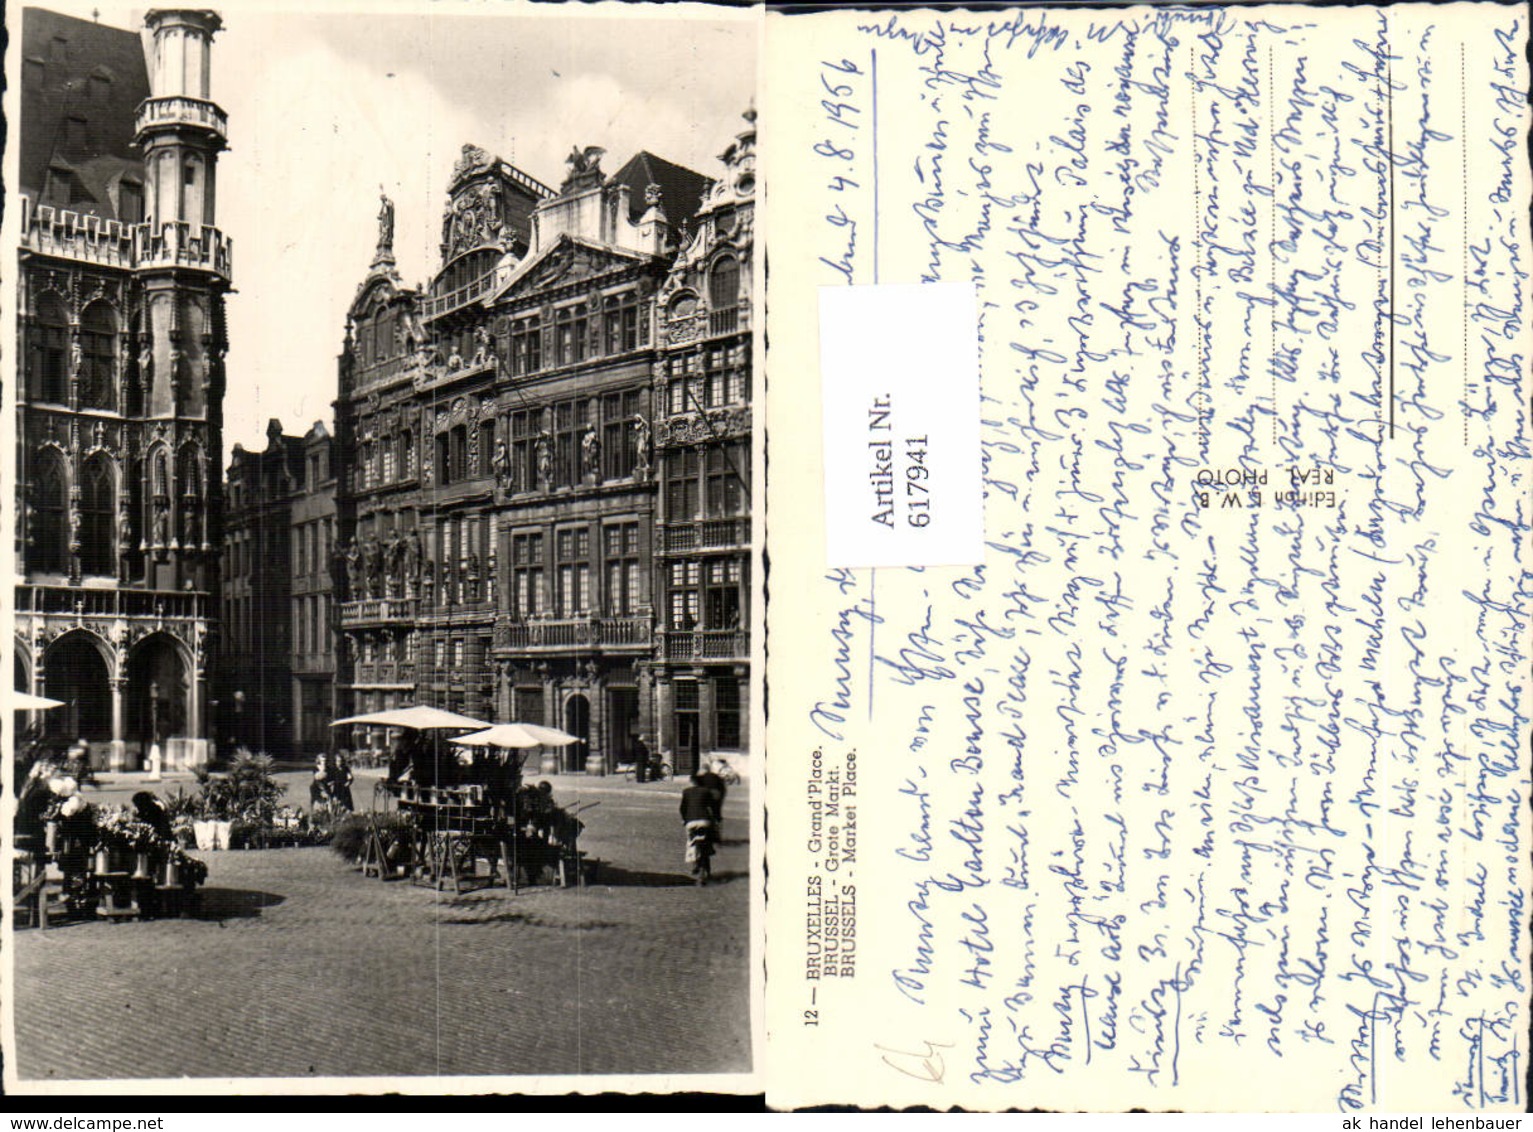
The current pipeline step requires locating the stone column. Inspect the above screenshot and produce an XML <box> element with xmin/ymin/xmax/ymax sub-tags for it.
<box><xmin>109</xmin><ymin>674</ymin><xmax>128</xmax><ymax>772</ymax></box>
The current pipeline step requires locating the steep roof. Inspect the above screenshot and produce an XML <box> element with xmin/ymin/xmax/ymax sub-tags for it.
<box><xmin>19</xmin><ymin>8</ymin><xmax>150</xmax><ymax>218</ymax></box>
<box><xmin>609</xmin><ymin>151</ymin><xmax>711</xmax><ymax>229</ymax></box>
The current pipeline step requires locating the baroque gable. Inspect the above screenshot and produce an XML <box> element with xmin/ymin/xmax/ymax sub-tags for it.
<box><xmin>490</xmin><ymin>235</ymin><xmax>651</xmax><ymax>309</ymax></box>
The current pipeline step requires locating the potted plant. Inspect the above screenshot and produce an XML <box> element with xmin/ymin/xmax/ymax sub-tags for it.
<box><xmin>193</xmin><ymin>749</ymin><xmax>287</xmax><ymax>849</ymax></box>
<box><xmin>191</xmin><ymin>769</ymin><xmax>235</xmax><ymax>850</ymax></box>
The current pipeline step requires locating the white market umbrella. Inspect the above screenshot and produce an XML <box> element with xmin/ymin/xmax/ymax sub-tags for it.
<box><xmin>12</xmin><ymin>691</ymin><xmax>64</xmax><ymax>710</ymax></box>
<box><xmin>331</xmin><ymin>704</ymin><xmax>491</xmax><ymax>731</ymax></box>
<box><xmin>451</xmin><ymin>723</ymin><xmax>579</xmax><ymax>749</ymax></box>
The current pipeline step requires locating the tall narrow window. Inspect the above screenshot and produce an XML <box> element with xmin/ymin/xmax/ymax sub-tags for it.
<box><xmin>451</xmin><ymin>426</ymin><xmax>468</xmax><ymax>483</ymax></box>
<box><xmin>668</xmin><ymin>561</ymin><xmax>701</xmax><ymax>630</ymax></box>
<box><xmin>510</xmin><ymin>410</ymin><xmax>539</xmax><ymax>493</ymax></box>
<box><xmin>602</xmin><ymin>391</ymin><xmax>641</xmax><ymax>480</ymax></box>
<box><xmin>704</xmin><ymin>557</ymin><xmax>744</xmax><ymax>629</ymax></box>
<box><xmin>478</xmin><ymin>419</ymin><xmax>497</xmax><ymax>478</ymax></box>
<box><xmin>604</xmin><ymin>291</ymin><xmax>641</xmax><ymax>355</ymax></box>
<box><xmin>399</xmin><ymin>432</ymin><xmax>415</xmax><ymax>480</ymax></box>
<box><xmin>554</xmin><ymin>401</ymin><xmax>586</xmax><ymax>488</ymax></box>
<box><xmin>554</xmin><ymin>527</ymin><xmax>591</xmax><ymax>617</ymax></box>
<box><xmin>706</xmin><ymin>444</ymin><xmax>747</xmax><ymax>517</ymax></box>
<box><xmin>511</xmin><ymin>531</ymin><xmax>544</xmax><ymax>617</ymax></box>
<box><xmin>553</xmin><ymin>305</ymin><xmax>587</xmax><ymax>366</ymax></box>
<box><xmin>510</xmin><ymin>314</ymin><xmax>542</xmax><ymax>375</ymax></box>
<box><xmin>603</xmin><ymin>522</ymin><xmax>641</xmax><ymax>616</ymax></box>
<box><xmin>709</xmin><ymin>257</ymin><xmax>740</xmax><ymax>335</ymax></box>
<box><xmin>33</xmin><ymin>453</ymin><xmax>68</xmax><ymax>574</ymax></box>
<box><xmin>31</xmin><ymin>294</ymin><xmax>68</xmax><ymax>404</ymax></box>
<box><xmin>667</xmin><ymin>448</ymin><xmax>701</xmax><ymax>521</ymax></box>
<box><xmin>715</xmin><ymin>676</ymin><xmax>742</xmax><ymax>749</ymax></box>
<box><xmin>79</xmin><ymin>302</ymin><xmax>117</xmax><ymax>410</ymax></box>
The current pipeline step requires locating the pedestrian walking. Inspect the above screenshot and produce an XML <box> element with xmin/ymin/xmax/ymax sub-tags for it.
<box><xmin>679</xmin><ymin>773</ymin><xmax>718</xmax><ymax>885</ymax></box>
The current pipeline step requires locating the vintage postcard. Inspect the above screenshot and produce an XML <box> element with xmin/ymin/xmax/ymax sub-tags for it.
<box><xmin>764</xmin><ymin>1</ymin><xmax>1531</xmax><ymax>1112</ymax></box>
<box><xmin>3</xmin><ymin>0</ymin><xmax>763</xmax><ymax>1095</ymax></box>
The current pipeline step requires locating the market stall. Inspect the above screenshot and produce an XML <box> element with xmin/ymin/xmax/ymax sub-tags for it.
<box><xmin>333</xmin><ymin>707</ymin><xmax>592</xmax><ymax>892</ymax></box>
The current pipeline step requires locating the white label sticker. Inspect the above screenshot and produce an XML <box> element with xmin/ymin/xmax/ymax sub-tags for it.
<box><xmin>819</xmin><ymin>282</ymin><xmax>983</xmax><ymax>567</ymax></box>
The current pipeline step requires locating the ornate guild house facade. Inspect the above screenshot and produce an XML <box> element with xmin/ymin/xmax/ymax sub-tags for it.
<box><xmin>337</xmin><ymin>114</ymin><xmax>755</xmax><ymax>774</ymax></box>
<box><xmin>15</xmin><ymin>9</ymin><xmax>231</xmax><ymax>770</ymax></box>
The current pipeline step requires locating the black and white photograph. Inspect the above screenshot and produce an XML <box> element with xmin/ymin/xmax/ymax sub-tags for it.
<box><xmin>7</xmin><ymin>0</ymin><xmax>759</xmax><ymax>1089</ymax></box>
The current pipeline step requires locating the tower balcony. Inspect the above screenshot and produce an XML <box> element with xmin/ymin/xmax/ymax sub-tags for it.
<box><xmin>135</xmin><ymin>95</ymin><xmax>228</xmax><ymax>145</ymax></box>
<box><xmin>134</xmin><ymin>220</ymin><xmax>233</xmax><ymax>280</ymax></box>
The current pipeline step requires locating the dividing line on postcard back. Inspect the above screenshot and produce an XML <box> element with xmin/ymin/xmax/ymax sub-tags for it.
<box><xmin>819</xmin><ymin>282</ymin><xmax>983</xmax><ymax>568</ymax></box>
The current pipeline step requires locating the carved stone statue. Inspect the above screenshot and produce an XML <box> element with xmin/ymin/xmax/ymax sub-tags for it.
<box><xmin>633</xmin><ymin>414</ymin><xmax>651</xmax><ymax>480</ymax></box>
<box><xmin>383</xmin><ymin>535</ymin><xmax>401</xmax><ymax>598</ymax></box>
<box><xmin>536</xmin><ymin>433</ymin><xmax>552</xmax><ymax>491</ymax></box>
<box><xmin>403</xmin><ymin>528</ymin><xmax>420</xmax><ymax>594</ymax></box>
<box><xmin>152</xmin><ymin>500</ymin><xmax>170</xmax><ymax>547</ymax></box>
<box><xmin>182</xmin><ymin>499</ymin><xmax>202</xmax><ymax>547</ymax></box>
<box><xmin>581</xmin><ymin>424</ymin><xmax>601</xmax><ymax>478</ymax></box>
<box><xmin>566</xmin><ymin>145</ymin><xmax>604</xmax><ymax>177</ymax></box>
<box><xmin>345</xmin><ymin>539</ymin><xmax>362</xmax><ymax>595</ymax></box>
<box><xmin>421</xmin><ymin>558</ymin><xmax>436</xmax><ymax>605</ymax></box>
<box><xmin>118</xmin><ymin>501</ymin><xmax>134</xmax><ymax>552</ymax></box>
<box><xmin>377</xmin><ymin>188</ymin><xmax>395</xmax><ymax>253</ymax></box>
<box><xmin>68</xmin><ymin>506</ymin><xmax>82</xmax><ymax>551</ymax></box>
<box><xmin>363</xmin><ymin>537</ymin><xmax>382</xmax><ymax>599</ymax></box>
<box><xmin>472</xmin><ymin>325</ymin><xmax>492</xmax><ymax>367</ymax></box>
<box><xmin>491</xmin><ymin>439</ymin><xmax>511</xmax><ymax>491</ymax></box>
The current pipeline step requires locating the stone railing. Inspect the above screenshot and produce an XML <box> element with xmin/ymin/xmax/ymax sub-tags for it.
<box><xmin>17</xmin><ymin>585</ymin><xmax>206</xmax><ymax>622</ymax></box>
<box><xmin>654</xmin><ymin>406</ymin><xmax>751</xmax><ymax>448</ymax></box>
<box><xmin>339</xmin><ymin>597</ymin><xmax>418</xmax><ymax>627</ymax></box>
<box><xmin>661</xmin><ymin>518</ymin><xmax>749</xmax><ymax>554</ymax></box>
<box><xmin>351</xmin><ymin>662</ymin><xmax>416</xmax><ymax>686</ymax></box>
<box><xmin>20</xmin><ymin>199</ymin><xmax>136</xmax><ymax>268</ymax></box>
<box><xmin>496</xmin><ymin>615</ymin><xmax>651</xmax><ymax>652</ymax></box>
<box><xmin>135</xmin><ymin>220</ymin><xmax>233</xmax><ymax>277</ymax></box>
<box><xmin>664</xmin><ymin>629</ymin><xmax>748</xmax><ymax>662</ymax></box>
<box><xmin>423</xmin><ymin>266</ymin><xmax>498</xmax><ymax>321</ymax></box>
<box><xmin>135</xmin><ymin>95</ymin><xmax>227</xmax><ymax>142</ymax></box>
<box><xmin>19</xmin><ymin>198</ymin><xmax>232</xmax><ymax>280</ymax></box>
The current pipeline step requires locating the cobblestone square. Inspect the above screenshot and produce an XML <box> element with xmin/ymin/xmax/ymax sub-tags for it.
<box><xmin>13</xmin><ymin>774</ymin><xmax>752</xmax><ymax>1084</ymax></box>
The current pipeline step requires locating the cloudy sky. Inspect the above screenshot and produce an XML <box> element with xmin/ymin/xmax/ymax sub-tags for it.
<box><xmin>46</xmin><ymin>0</ymin><xmax>759</xmax><ymax>458</ymax></box>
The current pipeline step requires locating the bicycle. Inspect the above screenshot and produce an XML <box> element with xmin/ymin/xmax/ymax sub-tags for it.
<box><xmin>710</xmin><ymin>756</ymin><xmax>740</xmax><ymax>787</ymax></box>
<box><xmin>622</xmin><ymin>755</ymin><xmax>673</xmax><ymax>782</ymax></box>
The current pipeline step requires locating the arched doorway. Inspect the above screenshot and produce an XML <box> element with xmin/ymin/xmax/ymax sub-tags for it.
<box><xmin>125</xmin><ymin>634</ymin><xmax>188</xmax><ymax>748</ymax></box>
<box><xmin>43</xmin><ymin>632</ymin><xmax>111</xmax><ymax>741</ymax></box>
<box><xmin>563</xmin><ymin>693</ymin><xmax>590</xmax><ymax>773</ymax></box>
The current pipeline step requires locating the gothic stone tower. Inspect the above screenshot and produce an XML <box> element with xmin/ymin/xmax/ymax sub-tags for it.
<box><xmin>15</xmin><ymin>8</ymin><xmax>230</xmax><ymax>771</ymax></box>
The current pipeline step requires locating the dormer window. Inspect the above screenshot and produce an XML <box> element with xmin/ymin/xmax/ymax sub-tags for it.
<box><xmin>118</xmin><ymin>180</ymin><xmax>144</xmax><ymax>223</ymax></box>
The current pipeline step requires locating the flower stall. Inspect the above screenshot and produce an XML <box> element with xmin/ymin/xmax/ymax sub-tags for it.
<box><xmin>12</xmin><ymin>762</ymin><xmax>209</xmax><ymax>927</ymax></box>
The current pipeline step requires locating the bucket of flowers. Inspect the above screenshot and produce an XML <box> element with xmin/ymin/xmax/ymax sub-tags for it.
<box><xmin>92</xmin><ymin>806</ymin><xmax>162</xmax><ymax>877</ymax></box>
